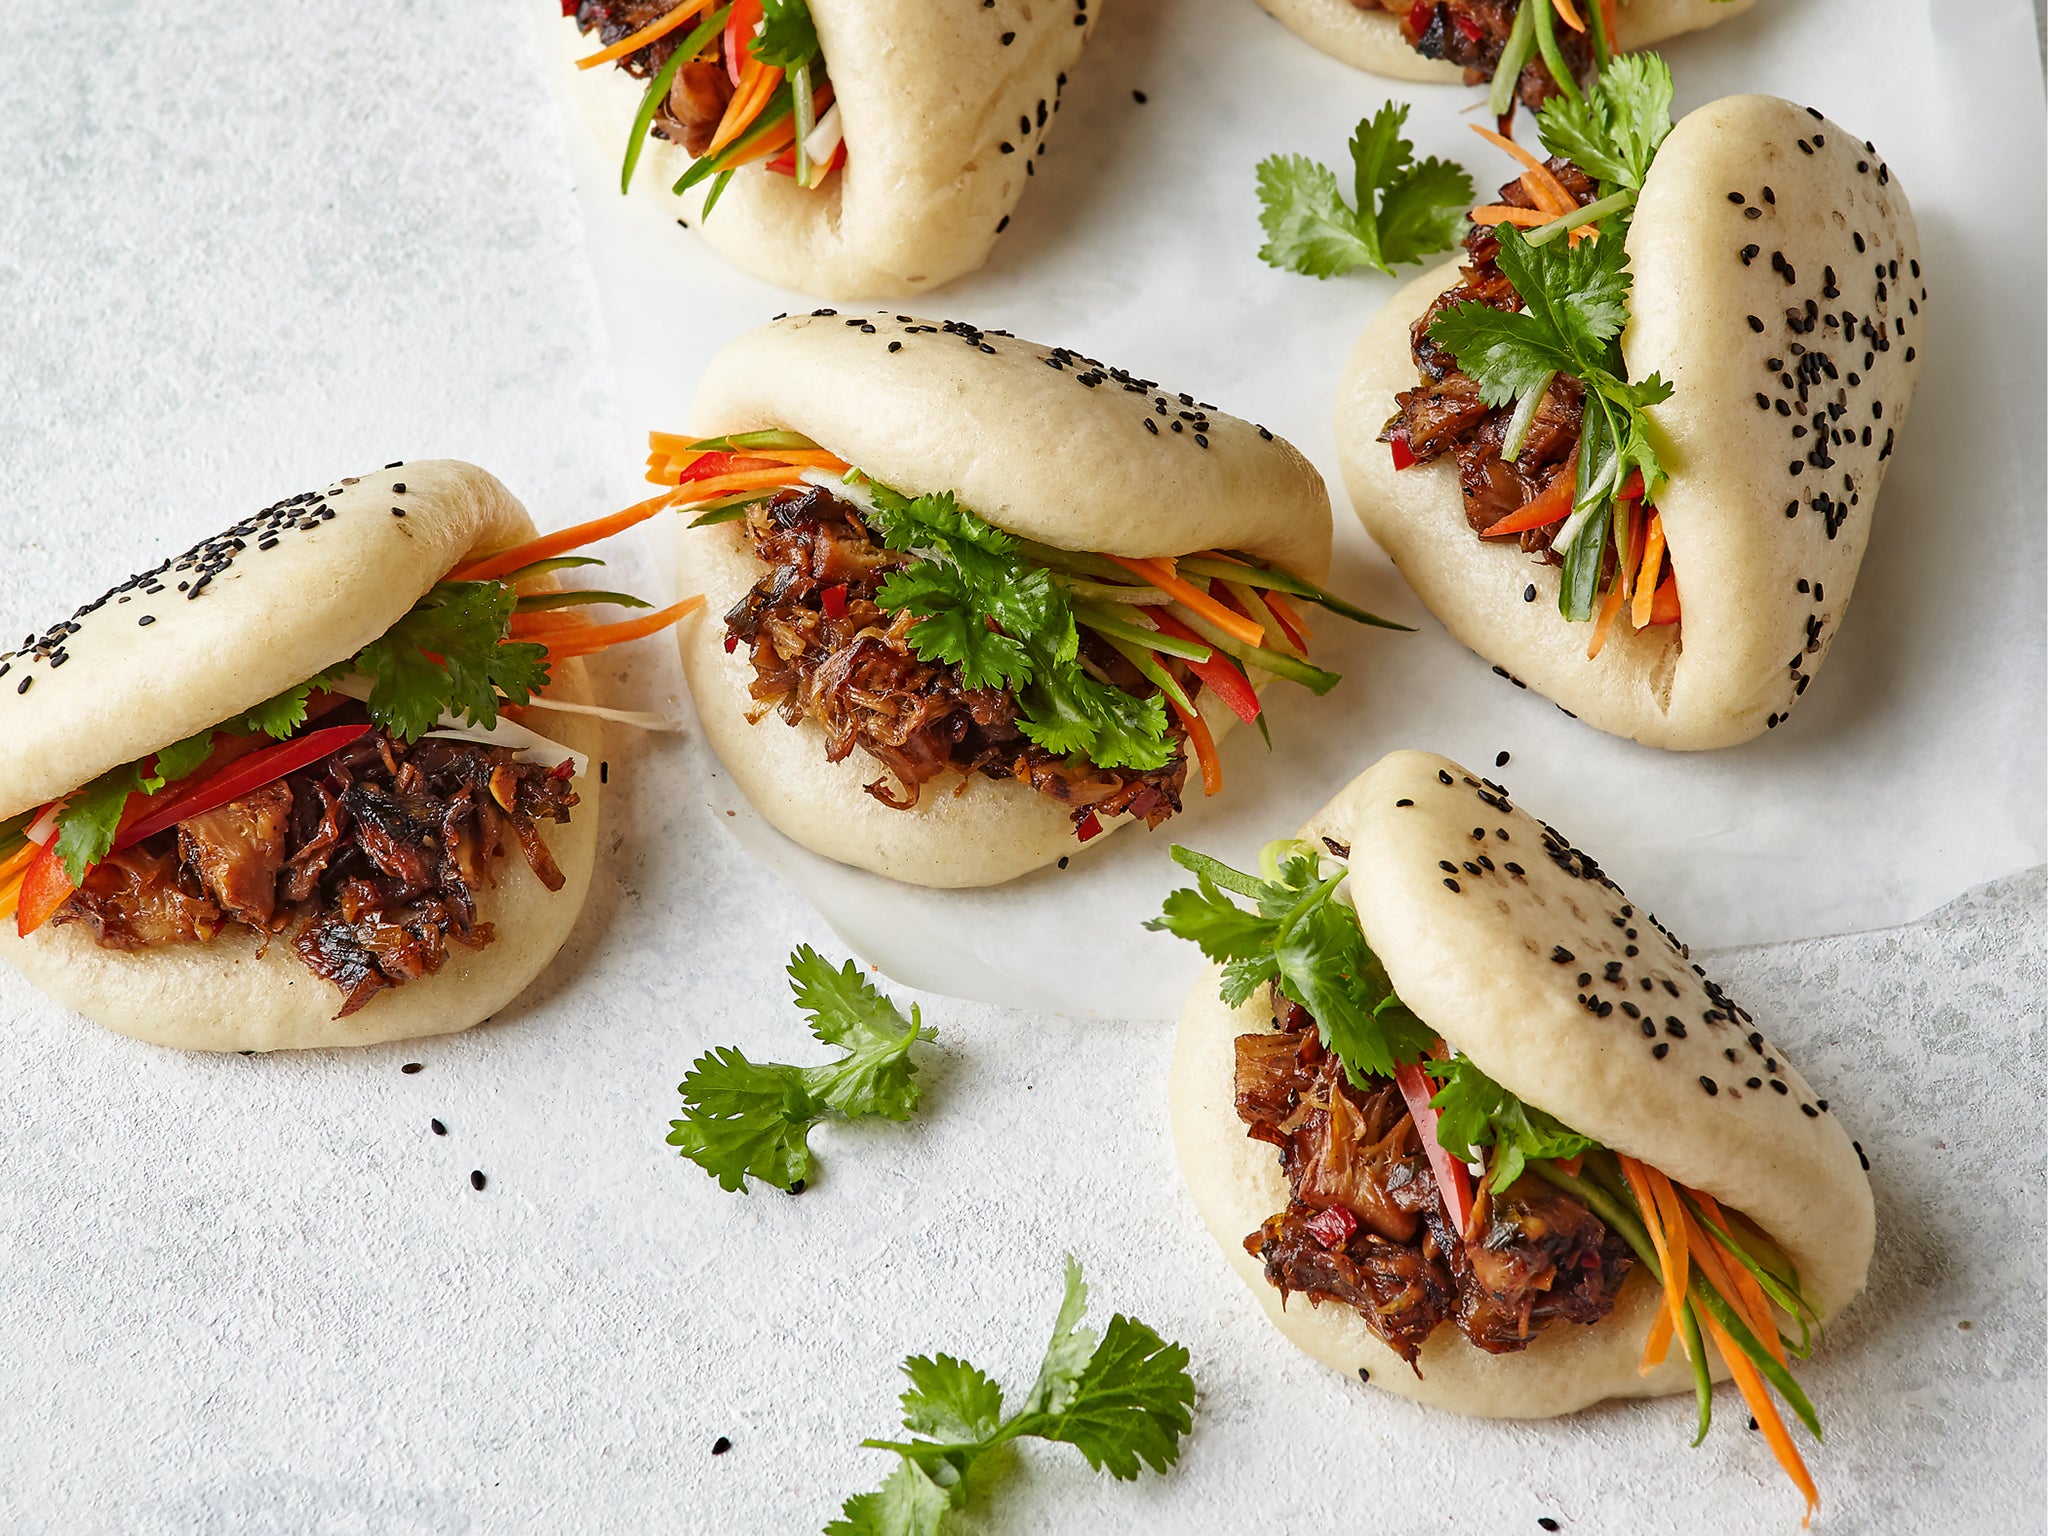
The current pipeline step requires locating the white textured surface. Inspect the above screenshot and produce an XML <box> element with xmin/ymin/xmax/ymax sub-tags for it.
<box><xmin>0</xmin><ymin>2</ymin><xmax>2042</xmax><ymax>1534</ymax></box>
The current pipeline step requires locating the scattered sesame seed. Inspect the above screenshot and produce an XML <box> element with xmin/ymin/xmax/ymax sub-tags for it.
<box><xmin>1699</xmin><ymin>1078</ymin><xmax>1719</xmax><ymax>1096</ymax></box>
<box><xmin>712</xmin><ymin>1436</ymin><xmax>733</xmax><ymax>1455</ymax></box>
<box><xmin>402</xmin><ymin>1062</ymin><xmax>423</xmax><ymax>1075</ymax></box>
<box><xmin>470</xmin><ymin>1170</ymin><xmax>487</xmax><ymax>1191</ymax></box>
<box><xmin>1133</xmin><ymin>89</ymin><xmax>1148</xmax><ymax>103</ymax></box>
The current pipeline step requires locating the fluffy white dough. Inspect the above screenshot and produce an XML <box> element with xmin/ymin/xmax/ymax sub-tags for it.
<box><xmin>676</xmin><ymin>312</ymin><xmax>1334</xmax><ymax>888</ymax></box>
<box><xmin>1252</xmin><ymin>0</ymin><xmax>1756</xmax><ymax>78</ymax></box>
<box><xmin>1171</xmin><ymin>750</ymin><xmax>1873</xmax><ymax>1415</ymax></box>
<box><xmin>0</xmin><ymin>462</ymin><xmax>603</xmax><ymax>1050</ymax></box>
<box><xmin>1337</xmin><ymin>96</ymin><xmax>1921</xmax><ymax>747</ymax></box>
<box><xmin>548</xmin><ymin>0</ymin><xmax>1095</xmax><ymax>298</ymax></box>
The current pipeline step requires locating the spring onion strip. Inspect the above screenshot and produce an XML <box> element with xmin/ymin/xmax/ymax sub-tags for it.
<box><xmin>620</xmin><ymin>8</ymin><xmax>728</xmax><ymax>195</ymax></box>
<box><xmin>1072</xmin><ymin>604</ymin><xmax>1214</xmax><ymax>663</ymax></box>
<box><xmin>1585</xmin><ymin>0</ymin><xmax>1612</xmax><ymax>68</ymax></box>
<box><xmin>699</xmin><ymin>167</ymin><xmax>737</xmax><ymax>217</ymax></box>
<box><xmin>513</xmin><ymin>589</ymin><xmax>654</xmax><ymax>613</ymax></box>
<box><xmin>1214</xmin><ymin>552</ymin><xmax>1412</xmax><ymax>631</ymax></box>
<box><xmin>1053</xmin><ymin>576</ymin><xmax>1174</xmax><ymax>605</ymax></box>
<box><xmin>500</xmin><ymin>555</ymin><xmax>606</xmax><ymax>586</ymax></box>
<box><xmin>791</xmin><ymin>62</ymin><xmax>814</xmax><ymax>187</ymax></box>
<box><xmin>1499</xmin><ymin>371</ymin><xmax>1554</xmax><ymax>462</ymax></box>
<box><xmin>1099</xmin><ymin>634</ymin><xmax>1196</xmax><ymax>716</ymax></box>
<box><xmin>1165</xmin><ymin>604</ymin><xmax>1340</xmax><ymax>694</ymax></box>
<box><xmin>1489</xmin><ymin>0</ymin><xmax>1540</xmax><ymax>118</ymax></box>
<box><xmin>689</xmin><ymin>428</ymin><xmax>820</xmax><ymax>453</ymax></box>
<box><xmin>1530</xmin><ymin>0</ymin><xmax>1582</xmax><ymax>105</ymax></box>
<box><xmin>1524</xmin><ymin>189</ymin><xmax>1636</xmax><ymax>247</ymax></box>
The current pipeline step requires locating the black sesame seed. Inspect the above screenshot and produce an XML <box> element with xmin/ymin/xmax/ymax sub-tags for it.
<box><xmin>431</xmin><ymin>1119</ymin><xmax>446</xmax><ymax>1136</ymax></box>
<box><xmin>1699</xmin><ymin>1078</ymin><xmax>1719</xmax><ymax>1097</ymax></box>
<box><xmin>402</xmin><ymin>1062</ymin><xmax>423</xmax><ymax>1075</ymax></box>
<box><xmin>391</xmin><ymin>482</ymin><xmax>406</xmax><ymax>494</ymax></box>
<box><xmin>1395</xmin><ymin>798</ymin><xmax>1414</xmax><ymax>807</ymax></box>
<box><xmin>1522</xmin><ymin>583</ymin><xmax>1537</xmax><ymax>603</ymax></box>
<box><xmin>1800</xmin><ymin>1103</ymin><xmax>1819</xmax><ymax>1118</ymax></box>
<box><xmin>712</xmin><ymin>1436</ymin><xmax>733</xmax><ymax>1455</ymax></box>
<box><xmin>1494</xmin><ymin>750</ymin><xmax>1510</xmax><ymax>767</ymax></box>
<box><xmin>470</xmin><ymin>1170</ymin><xmax>487</xmax><ymax>1191</ymax></box>
<box><xmin>1539</xmin><ymin>1522</ymin><xmax>1561</xmax><ymax>1534</ymax></box>
<box><xmin>1057</xmin><ymin>856</ymin><xmax>1069</xmax><ymax>869</ymax></box>
<box><xmin>138</xmin><ymin>614</ymin><xmax>156</xmax><ymax>626</ymax></box>
<box><xmin>1437</xmin><ymin>770</ymin><xmax>1452</xmax><ymax>785</ymax></box>
<box><xmin>1443</xmin><ymin>878</ymin><xmax>1461</xmax><ymax>892</ymax></box>
<box><xmin>1000</xmin><ymin>29</ymin><xmax>1015</xmax><ymax>42</ymax></box>
<box><xmin>1771</xmin><ymin>1080</ymin><xmax>1789</xmax><ymax>1095</ymax></box>
<box><xmin>996</xmin><ymin>216</ymin><xmax>1010</xmax><ymax>233</ymax></box>
<box><xmin>1652</xmin><ymin>1043</ymin><xmax>1669</xmax><ymax>1059</ymax></box>
<box><xmin>1358</xmin><ymin>1366</ymin><xmax>1371</xmax><ymax>1383</ymax></box>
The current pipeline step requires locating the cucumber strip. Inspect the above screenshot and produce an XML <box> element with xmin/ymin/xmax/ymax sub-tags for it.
<box><xmin>698</xmin><ymin>167</ymin><xmax>737</xmax><ymax>217</ymax></box>
<box><xmin>1489</xmin><ymin>0</ymin><xmax>1539</xmax><ymax>118</ymax></box>
<box><xmin>1012</xmin><ymin>537</ymin><xmax>1134</xmax><ymax>583</ymax></box>
<box><xmin>1221</xmin><ymin>579</ymin><xmax>1304</xmax><ymax>660</ymax></box>
<box><xmin>621</xmin><ymin>9</ymin><xmax>728</xmax><ymax>194</ymax></box>
<box><xmin>1099</xmin><ymin>634</ymin><xmax>1195</xmax><ymax>716</ymax></box>
<box><xmin>1530</xmin><ymin>0</ymin><xmax>1582</xmax><ymax>105</ymax></box>
<box><xmin>1167</xmin><ymin>845</ymin><xmax>1267</xmax><ymax>900</ymax></box>
<box><xmin>1073</xmin><ymin>604</ymin><xmax>1214</xmax><ymax>663</ymax></box>
<box><xmin>676</xmin><ymin>84</ymin><xmax>797</xmax><ymax>194</ymax></box>
<box><xmin>1214</xmin><ymin>551</ymin><xmax>1412</xmax><ymax>631</ymax></box>
<box><xmin>1691</xmin><ymin>1277</ymin><xmax>1824</xmax><ymax>1440</ymax></box>
<box><xmin>791</xmin><ymin>62</ymin><xmax>814</xmax><ymax>187</ymax></box>
<box><xmin>1166</xmin><ymin>605</ymin><xmax>1341</xmax><ymax>694</ymax></box>
<box><xmin>1524</xmin><ymin>189</ymin><xmax>1636</xmax><ymax>248</ymax></box>
<box><xmin>687</xmin><ymin>500</ymin><xmax>761</xmax><ymax>527</ymax></box>
<box><xmin>514</xmin><ymin>589</ymin><xmax>654</xmax><ymax>613</ymax></box>
<box><xmin>1053</xmin><ymin>575</ymin><xmax>1173</xmax><ymax>605</ymax></box>
<box><xmin>500</xmin><ymin>555</ymin><xmax>606</xmax><ymax>586</ymax></box>
<box><xmin>1499</xmin><ymin>371</ymin><xmax>1554</xmax><ymax>461</ymax></box>
<box><xmin>1681</xmin><ymin>1303</ymin><xmax>1714</xmax><ymax>1445</ymax></box>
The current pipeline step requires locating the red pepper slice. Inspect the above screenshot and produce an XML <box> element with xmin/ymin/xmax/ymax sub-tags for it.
<box><xmin>724</xmin><ymin>0</ymin><xmax>763</xmax><ymax>85</ymax></box>
<box><xmin>1406</xmin><ymin>0</ymin><xmax>1435</xmax><ymax>34</ymax></box>
<box><xmin>14</xmin><ymin>839</ymin><xmax>75</xmax><ymax>938</ymax></box>
<box><xmin>116</xmin><ymin>725</ymin><xmax>372</xmax><ymax>852</ymax></box>
<box><xmin>1305</xmin><ymin>1205</ymin><xmax>1358</xmax><ymax>1251</ymax></box>
<box><xmin>1453</xmin><ymin>12</ymin><xmax>1484</xmax><ymax>42</ymax></box>
<box><xmin>677</xmin><ymin>450</ymin><xmax>784</xmax><ymax>485</ymax></box>
<box><xmin>723</xmin><ymin>632</ymin><xmax>741</xmax><ymax>654</ymax></box>
<box><xmin>1389</xmin><ymin>434</ymin><xmax>1417</xmax><ymax>472</ymax></box>
<box><xmin>1147</xmin><ymin>610</ymin><xmax>1260</xmax><ymax>725</ymax></box>
<box><xmin>1394</xmin><ymin>1059</ymin><xmax>1474</xmax><ymax>1238</ymax></box>
<box><xmin>1074</xmin><ymin>811</ymin><xmax>1103</xmax><ymax>842</ymax></box>
<box><xmin>820</xmin><ymin>583</ymin><xmax>849</xmax><ymax>620</ymax></box>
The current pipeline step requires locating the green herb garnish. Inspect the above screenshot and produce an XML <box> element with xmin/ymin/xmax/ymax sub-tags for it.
<box><xmin>1424</xmin><ymin>1053</ymin><xmax>1598</xmax><ymax>1190</ymax></box>
<box><xmin>827</xmin><ymin>1259</ymin><xmax>1195</xmax><ymax>1536</ymax></box>
<box><xmin>1256</xmin><ymin>102</ymin><xmax>1474</xmax><ymax>279</ymax></box>
<box><xmin>667</xmin><ymin>946</ymin><xmax>934</xmax><ymax>1193</ymax></box>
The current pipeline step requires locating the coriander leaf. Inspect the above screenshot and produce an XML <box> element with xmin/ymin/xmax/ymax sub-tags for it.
<box><xmin>825</xmin><ymin>1459</ymin><xmax>953</xmax><ymax>1536</ymax></box>
<box><xmin>900</xmin><ymin>1356</ymin><xmax>1005</xmax><ymax>1445</ymax></box>
<box><xmin>1491</xmin><ymin>222</ymin><xmax>1634</xmax><ymax>362</ymax></box>
<box><xmin>1424</xmin><ymin>303</ymin><xmax>1578</xmax><ymax>410</ymax></box>
<box><xmin>752</xmin><ymin>0</ymin><xmax>821</xmax><ymax>72</ymax></box>
<box><xmin>1009</xmin><ymin>1313</ymin><xmax>1196</xmax><ymax>1480</ymax></box>
<box><xmin>1016</xmin><ymin>665</ymin><xmax>1175</xmax><ymax>772</ymax></box>
<box><xmin>1425</xmin><ymin>1055</ymin><xmax>1596</xmax><ymax>1190</ymax></box>
<box><xmin>352</xmin><ymin>580</ymin><xmax>549</xmax><ymax>740</ymax></box>
<box><xmin>669</xmin><ymin>949</ymin><xmax>934</xmax><ymax>1193</ymax></box>
<box><xmin>1537</xmin><ymin>51</ymin><xmax>1673</xmax><ymax>193</ymax></box>
<box><xmin>52</xmin><ymin>765</ymin><xmax>145</xmax><ymax>884</ymax></box>
<box><xmin>232</xmin><ymin>679</ymin><xmax>322</xmax><ymax>740</ymax></box>
<box><xmin>1256</xmin><ymin>154</ymin><xmax>1381</xmax><ymax>278</ymax></box>
<box><xmin>667</xmin><ymin>1048</ymin><xmax>820</xmax><ymax>1193</ymax></box>
<box><xmin>1257</xmin><ymin>102</ymin><xmax>1473</xmax><ymax>279</ymax></box>
<box><xmin>834</xmin><ymin>1261</ymin><xmax>1194</xmax><ymax>1536</ymax></box>
<box><xmin>788</xmin><ymin>945</ymin><xmax>934</xmax><ymax>1121</ymax></box>
<box><xmin>150</xmin><ymin>732</ymin><xmax>218</xmax><ymax>786</ymax></box>
<box><xmin>877</xmin><ymin>564</ymin><xmax>1034</xmax><ymax>690</ymax></box>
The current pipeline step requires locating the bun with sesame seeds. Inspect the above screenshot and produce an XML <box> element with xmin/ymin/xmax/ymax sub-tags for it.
<box><xmin>1254</xmin><ymin>0</ymin><xmax>1754</xmax><ymax>81</ymax></box>
<box><xmin>1170</xmin><ymin>749</ymin><xmax>1873</xmax><ymax>1417</ymax></box>
<box><xmin>673</xmin><ymin>311</ymin><xmax>1338</xmax><ymax>888</ymax></box>
<box><xmin>0</xmin><ymin>461</ymin><xmax>602</xmax><ymax>1052</ymax></box>
<box><xmin>1336</xmin><ymin>94</ymin><xmax>1922</xmax><ymax>749</ymax></box>
<box><xmin>547</xmin><ymin>0</ymin><xmax>1095</xmax><ymax>299</ymax></box>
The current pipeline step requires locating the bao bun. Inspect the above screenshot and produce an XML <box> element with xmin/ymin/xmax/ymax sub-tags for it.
<box><xmin>1255</xmin><ymin>0</ymin><xmax>1756</xmax><ymax>79</ymax></box>
<box><xmin>547</xmin><ymin>0</ymin><xmax>1094</xmax><ymax>298</ymax></box>
<box><xmin>1170</xmin><ymin>750</ymin><xmax>1873</xmax><ymax>1416</ymax></box>
<box><xmin>677</xmin><ymin>312</ymin><xmax>1333</xmax><ymax>888</ymax></box>
<box><xmin>0</xmin><ymin>462</ymin><xmax>599</xmax><ymax>1052</ymax></box>
<box><xmin>1337</xmin><ymin>96</ymin><xmax>1923</xmax><ymax>749</ymax></box>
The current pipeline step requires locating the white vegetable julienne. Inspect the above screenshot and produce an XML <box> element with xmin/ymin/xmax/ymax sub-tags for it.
<box><xmin>511</xmin><ymin>695</ymin><xmax>681</xmax><ymax>731</ymax></box>
<box><xmin>23</xmin><ymin>803</ymin><xmax>61</xmax><ymax>846</ymax></box>
<box><xmin>802</xmin><ymin>102</ymin><xmax>842</xmax><ymax>185</ymax></box>
<box><xmin>325</xmin><ymin>674</ymin><xmax>589</xmax><ymax>777</ymax></box>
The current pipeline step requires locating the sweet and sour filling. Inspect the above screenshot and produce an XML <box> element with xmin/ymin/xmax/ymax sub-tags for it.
<box><xmin>1364</xmin><ymin>0</ymin><xmax>1593</xmax><ymax>114</ymax></box>
<box><xmin>724</xmin><ymin>486</ymin><xmax>1189</xmax><ymax>829</ymax></box>
<box><xmin>56</xmin><ymin>724</ymin><xmax>578</xmax><ymax>1016</ymax></box>
<box><xmin>1236</xmin><ymin>991</ymin><xmax>1632</xmax><ymax>1364</ymax></box>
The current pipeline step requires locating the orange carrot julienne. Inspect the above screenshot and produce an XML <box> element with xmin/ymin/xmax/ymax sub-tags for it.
<box><xmin>1168</xmin><ymin>695</ymin><xmax>1223</xmax><ymax>797</ymax></box>
<box><xmin>1618</xmin><ymin>1155</ymin><xmax>1690</xmax><ymax>1369</ymax></box>
<box><xmin>1551</xmin><ymin>0</ymin><xmax>1586</xmax><ymax>32</ymax></box>
<box><xmin>1469</xmin><ymin>125</ymin><xmax>1577</xmax><ymax>216</ymax></box>
<box><xmin>1683</xmin><ymin>1195</ymin><xmax>1788</xmax><ymax>1370</ymax></box>
<box><xmin>1631</xmin><ymin>513</ymin><xmax>1667</xmax><ymax>629</ymax></box>
<box><xmin>1644</xmin><ymin>1169</ymin><xmax>1694</xmax><ymax>1326</ymax></box>
<box><xmin>1470</xmin><ymin>205</ymin><xmax>1557</xmax><ymax>229</ymax></box>
<box><xmin>1599</xmin><ymin>0</ymin><xmax>1618</xmax><ymax>44</ymax></box>
<box><xmin>1586</xmin><ymin>576</ymin><xmax>1628</xmax><ymax>660</ymax></box>
<box><xmin>574</xmin><ymin>0</ymin><xmax>718</xmax><ymax>71</ymax></box>
<box><xmin>1108</xmin><ymin>556</ymin><xmax>1266</xmax><ymax>648</ymax></box>
<box><xmin>0</xmin><ymin>840</ymin><xmax>37</xmax><ymax>883</ymax></box>
<box><xmin>708</xmin><ymin>58</ymin><xmax>783</xmax><ymax>156</ymax></box>
<box><xmin>451</xmin><ymin>491</ymin><xmax>682</xmax><ymax>584</ymax></box>
<box><xmin>1700</xmin><ymin>1310</ymin><xmax>1820</xmax><ymax>1525</ymax></box>
<box><xmin>537</xmin><ymin>596</ymin><xmax>706</xmax><ymax>660</ymax></box>
<box><xmin>723</xmin><ymin>117</ymin><xmax>800</xmax><ymax>169</ymax></box>
<box><xmin>509</xmin><ymin>609</ymin><xmax>595</xmax><ymax>638</ymax></box>
<box><xmin>1481</xmin><ymin>462</ymin><xmax>1576</xmax><ymax>537</ymax></box>
<box><xmin>665</xmin><ymin>466</ymin><xmax>813</xmax><ymax>498</ymax></box>
<box><xmin>1640</xmin><ymin>1299</ymin><xmax>1677</xmax><ymax>1372</ymax></box>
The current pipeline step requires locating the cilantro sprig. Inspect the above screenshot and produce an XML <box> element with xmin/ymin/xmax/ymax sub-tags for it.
<box><xmin>752</xmin><ymin>0</ymin><xmax>820</xmax><ymax>70</ymax></box>
<box><xmin>1427</xmin><ymin>54</ymin><xmax>1679</xmax><ymax>622</ymax></box>
<box><xmin>860</xmin><ymin>479</ymin><xmax>1175</xmax><ymax>772</ymax></box>
<box><xmin>1425</xmin><ymin>1054</ymin><xmax>1598</xmax><ymax>1191</ymax></box>
<box><xmin>1147</xmin><ymin>841</ymin><xmax>1434</xmax><ymax>1084</ymax></box>
<box><xmin>667</xmin><ymin>946</ymin><xmax>935</xmax><ymax>1193</ymax></box>
<box><xmin>1256</xmin><ymin>102</ymin><xmax>1474</xmax><ymax>279</ymax></box>
<box><xmin>828</xmin><ymin>1259</ymin><xmax>1195</xmax><ymax>1536</ymax></box>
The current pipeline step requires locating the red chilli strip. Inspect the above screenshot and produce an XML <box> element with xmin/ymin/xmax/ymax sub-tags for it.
<box><xmin>1075</xmin><ymin>811</ymin><xmax>1104</xmax><ymax>842</ymax></box>
<box><xmin>1390</xmin><ymin>435</ymin><xmax>1418</xmax><ymax>472</ymax></box>
<box><xmin>1306</xmin><ymin>1205</ymin><xmax>1359</xmax><ymax>1251</ymax></box>
<box><xmin>821</xmin><ymin>583</ymin><xmax>849</xmax><ymax>620</ymax></box>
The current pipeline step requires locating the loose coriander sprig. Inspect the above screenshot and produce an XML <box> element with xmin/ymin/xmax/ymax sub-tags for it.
<box><xmin>668</xmin><ymin>946</ymin><xmax>935</xmax><ymax>1193</ymax></box>
<box><xmin>827</xmin><ymin>1259</ymin><xmax>1195</xmax><ymax>1536</ymax></box>
<box><xmin>1256</xmin><ymin>102</ymin><xmax>1474</xmax><ymax>279</ymax></box>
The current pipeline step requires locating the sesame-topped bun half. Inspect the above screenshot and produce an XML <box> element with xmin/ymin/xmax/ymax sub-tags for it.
<box><xmin>0</xmin><ymin>462</ymin><xmax>602</xmax><ymax>1052</ymax></box>
<box><xmin>1254</xmin><ymin>0</ymin><xmax>1755</xmax><ymax>82</ymax></box>
<box><xmin>1170</xmin><ymin>750</ymin><xmax>1874</xmax><ymax>1419</ymax></box>
<box><xmin>549</xmin><ymin>0</ymin><xmax>1095</xmax><ymax>298</ymax></box>
<box><xmin>1338</xmin><ymin>94</ymin><xmax>1922</xmax><ymax>749</ymax></box>
<box><xmin>674</xmin><ymin>312</ymin><xmax>1346</xmax><ymax>889</ymax></box>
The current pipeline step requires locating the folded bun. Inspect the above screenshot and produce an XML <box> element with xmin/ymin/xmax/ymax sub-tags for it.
<box><xmin>0</xmin><ymin>461</ymin><xmax>534</xmax><ymax>822</ymax></box>
<box><xmin>0</xmin><ymin>462</ymin><xmax>602</xmax><ymax>1050</ymax></box>
<box><xmin>678</xmin><ymin>312</ymin><xmax>1334</xmax><ymax>887</ymax></box>
<box><xmin>1171</xmin><ymin>749</ymin><xmax>1873</xmax><ymax>1416</ymax></box>
<box><xmin>1337</xmin><ymin>96</ymin><xmax>1921</xmax><ymax>748</ymax></box>
<box><xmin>1254</xmin><ymin>0</ymin><xmax>1756</xmax><ymax>78</ymax></box>
<box><xmin>548</xmin><ymin>0</ymin><xmax>1094</xmax><ymax>298</ymax></box>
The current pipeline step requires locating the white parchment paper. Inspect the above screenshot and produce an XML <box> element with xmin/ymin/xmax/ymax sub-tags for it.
<box><xmin>548</xmin><ymin>0</ymin><xmax>2047</xmax><ymax>1018</ymax></box>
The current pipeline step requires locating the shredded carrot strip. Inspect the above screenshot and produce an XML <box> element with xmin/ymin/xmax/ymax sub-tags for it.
<box><xmin>1107</xmin><ymin>556</ymin><xmax>1265</xmax><ymax>648</ymax></box>
<box><xmin>510</xmin><ymin>610</ymin><xmax>596</xmax><ymax>638</ymax></box>
<box><xmin>1551</xmin><ymin>0</ymin><xmax>1586</xmax><ymax>32</ymax></box>
<box><xmin>450</xmin><ymin>491</ymin><xmax>681</xmax><ymax>584</ymax></box>
<box><xmin>1599</xmin><ymin>0</ymin><xmax>1618</xmax><ymax>44</ymax></box>
<box><xmin>537</xmin><ymin>596</ymin><xmax>707</xmax><ymax>660</ymax></box>
<box><xmin>1618</xmin><ymin>1156</ymin><xmax>1690</xmax><ymax>1369</ymax></box>
<box><xmin>1640</xmin><ymin>1301</ymin><xmax>1677</xmax><ymax>1372</ymax></box>
<box><xmin>1644</xmin><ymin>1170</ymin><xmax>1694</xmax><ymax>1327</ymax></box>
<box><xmin>1470</xmin><ymin>205</ymin><xmax>1557</xmax><ymax>230</ymax></box>
<box><xmin>1684</xmin><ymin>1194</ymin><xmax>1788</xmax><ymax>1369</ymax></box>
<box><xmin>1631</xmin><ymin>513</ymin><xmax>1667</xmax><ymax>629</ymax></box>
<box><xmin>575</xmin><ymin>0</ymin><xmax>718</xmax><ymax>71</ymax></box>
<box><xmin>664</xmin><ymin>466</ymin><xmax>812</xmax><ymax>498</ymax></box>
<box><xmin>0</xmin><ymin>841</ymin><xmax>38</xmax><ymax>885</ymax></box>
<box><xmin>723</xmin><ymin>116</ymin><xmax>799</xmax><ymax>169</ymax></box>
<box><xmin>0</xmin><ymin>871</ymin><xmax>22</xmax><ymax>924</ymax></box>
<box><xmin>1469</xmin><ymin>125</ymin><xmax>1577</xmax><ymax>216</ymax></box>
<box><xmin>1168</xmin><ymin>696</ymin><xmax>1223</xmax><ymax>796</ymax></box>
<box><xmin>1700</xmin><ymin>1310</ymin><xmax>1820</xmax><ymax>1525</ymax></box>
<box><xmin>708</xmin><ymin>58</ymin><xmax>783</xmax><ymax>156</ymax></box>
<box><xmin>1585</xmin><ymin>576</ymin><xmax>1628</xmax><ymax>660</ymax></box>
